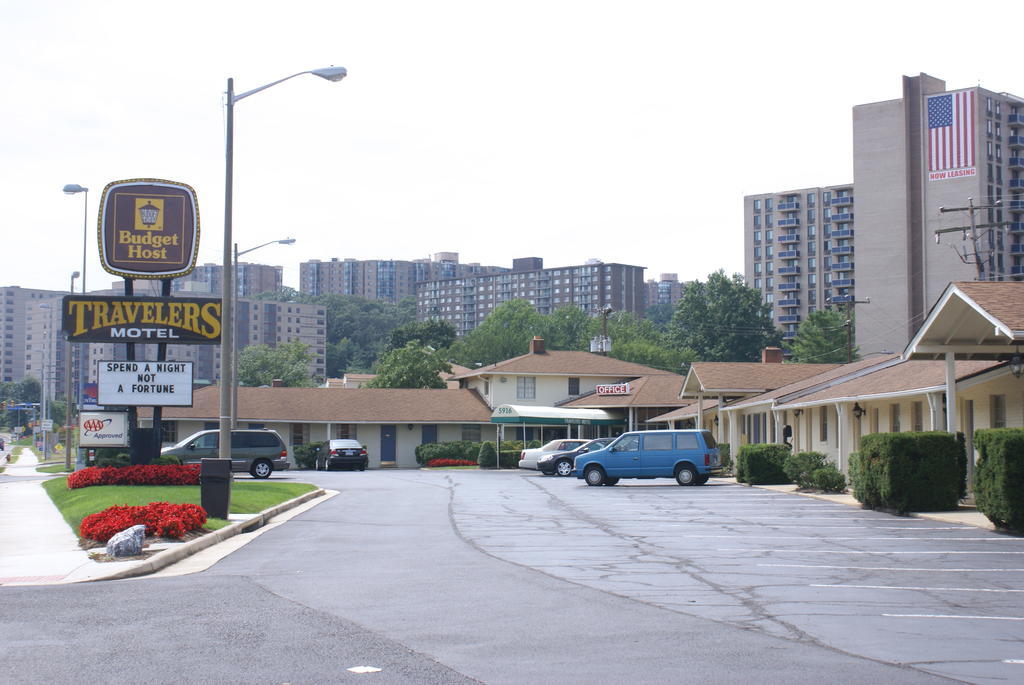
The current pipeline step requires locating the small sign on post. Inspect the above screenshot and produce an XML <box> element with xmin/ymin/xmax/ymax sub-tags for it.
<box><xmin>97</xmin><ymin>360</ymin><xmax>194</xmax><ymax>407</ymax></box>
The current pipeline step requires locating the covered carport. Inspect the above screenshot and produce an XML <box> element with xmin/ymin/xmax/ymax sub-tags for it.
<box><xmin>489</xmin><ymin>405</ymin><xmax>622</xmax><ymax>445</ymax></box>
<box><xmin>903</xmin><ymin>281</ymin><xmax>1024</xmax><ymax>480</ymax></box>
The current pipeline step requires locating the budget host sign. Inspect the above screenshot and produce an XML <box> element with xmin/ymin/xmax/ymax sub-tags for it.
<box><xmin>61</xmin><ymin>296</ymin><xmax>221</xmax><ymax>343</ymax></box>
<box><xmin>98</xmin><ymin>179</ymin><xmax>200</xmax><ymax>279</ymax></box>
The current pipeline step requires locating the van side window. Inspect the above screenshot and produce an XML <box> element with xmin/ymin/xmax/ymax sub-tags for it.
<box><xmin>615</xmin><ymin>435</ymin><xmax>641</xmax><ymax>451</ymax></box>
<box><xmin>231</xmin><ymin>433</ymin><xmax>248</xmax><ymax>448</ymax></box>
<box><xmin>677</xmin><ymin>433</ymin><xmax>700</xmax><ymax>449</ymax></box>
<box><xmin>196</xmin><ymin>433</ymin><xmax>218</xmax><ymax>449</ymax></box>
<box><xmin>644</xmin><ymin>434</ymin><xmax>673</xmax><ymax>450</ymax></box>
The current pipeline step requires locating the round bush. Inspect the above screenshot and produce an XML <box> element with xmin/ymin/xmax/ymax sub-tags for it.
<box><xmin>811</xmin><ymin>465</ymin><xmax>847</xmax><ymax>493</ymax></box>
<box><xmin>783</xmin><ymin>451</ymin><xmax>829</xmax><ymax>489</ymax></box>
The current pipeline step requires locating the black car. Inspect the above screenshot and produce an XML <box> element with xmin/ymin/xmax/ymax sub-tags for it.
<box><xmin>316</xmin><ymin>439</ymin><xmax>369</xmax><ymax>471</ymax></box>
<box><xmin>537</xmin><ymin>438</ymin><xmax>615</xmax><ymax>477</ymax></box>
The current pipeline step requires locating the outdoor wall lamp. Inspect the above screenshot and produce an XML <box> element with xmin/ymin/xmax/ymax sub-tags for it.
<box><xmin>793</xmin><ymin>409</ymin><xmax>803</xmax><ymax>417</ymax></box>
<box><xmin>852</xmin><ymin>402</ymin><xmax>866</xmax><ymax>419</ymax></box>
<box><xmin>1010</xmin><ymin>347</ymin><xmax>1023</xmax><ymax>379</ymax></box>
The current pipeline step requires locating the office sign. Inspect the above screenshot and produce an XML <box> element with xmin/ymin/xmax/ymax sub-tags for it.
<box><xmin>62</xmin><ymin>296</ymin><xmax>221</xmax><ymax>343</ymax></box>
<box><xmin>98</xmin><ymin>360</ymin><xmax>194</xmax><ymax>407</ymax></box>
<box><xmin>98</xmin><ymin>178</ymin><xmax>200</xmax><ymax>279</ymax></box>
<box><xmin>596</xmin><ymin>383</ymin><xmax>631</xmax><ymax>396</ymax></box>
<box><xmin>79</xmin><ymin>412</ymin><xmax>130</xmax><ymax>447</ymax></box>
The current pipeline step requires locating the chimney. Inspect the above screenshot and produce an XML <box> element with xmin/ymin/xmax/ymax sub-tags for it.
<box><xmin>761</xmin><ymin>347</ymin><xmax>783</xmax><ymax>364</ymax></box>
<box><xmin>271</xmin><ymin>378</ymin><xmax>285</xmax><ymax>387</ymax></box>
<box><xmin>530</xmin><ymin>336</ymin><xmax>546</xmax><ymax>354</ymax></box>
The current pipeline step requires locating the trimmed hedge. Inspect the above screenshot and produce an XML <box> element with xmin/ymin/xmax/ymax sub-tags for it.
<box><xmin>811</xmin><ymin>465</ymin><xmax>847</xmax><ymax>493</ymax></box>
<box><xmin>736</xmin><ymin>444</ymin><xmax>791</xmax><ymax>485</ymax></box>
<box><xmin>973</xmin><ymin>428</ymin><xmax>1024</xmax><ymax>533</ymax></box>
<box><xmin>783</xmin><ymin>451</ymin><xmax>829</xmax><ymax>489</ymax></box>
<box><xmin>68</xmin><ymin>464</ymin><xmax>201</xmax><ymax>489</ymax></box>
<box><xmin>80</xmin><ymin>502</ymin><xmax>207</xmax><ymax>542</ymax></box>
<box><xmin>477</xmin><ymin>441</ymin><xmax>497</xmax><ymax>467</ymax></box>
<box><xmin>851</xmin><ymin>432</ymin><xmax>962</xmax><ymax>513</ymax></box>
<box><xmin>293</xmin><ymin>442</ymin><xmax>323</xmax><ymax>470</ymax></box>
<box><xmin>415</xmin><ymin>441</ymin><xmax>479</xmax><ymax>465</ymax></box>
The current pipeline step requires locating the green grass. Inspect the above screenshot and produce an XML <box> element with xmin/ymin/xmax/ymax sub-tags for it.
<box><xmin>41</xmin><ymin>478</ymin><xmax>317</xmax><ymax>538</ymax></box>
<box><xmin>37</xmin><ymin>463</ymin><xmax>73</xmax><ymax>474</ymax></box>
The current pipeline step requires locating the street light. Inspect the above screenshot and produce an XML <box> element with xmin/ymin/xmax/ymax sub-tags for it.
<box><xmin>65</xmin><ymin>271</ymin><xmax>79</xmax><ymax>470</ymax></box>
<box><xmin>219</xmin><ymin>66</ymin><xmax>346</xmax><ymax>461</ymax></box>
<box><xmin>232</xmin><ymin>238</ymin><xmax>296</xmax><ymax>427</ymax></box>
<box><xmin>62</xmin><ymin>184</ymin><xmax>89</xmax><ymax>293</ymax></box>
<box><xmin>38</xmin><ymin>303</ymin><xmax>53</xmax><ymax>460</ymax></box>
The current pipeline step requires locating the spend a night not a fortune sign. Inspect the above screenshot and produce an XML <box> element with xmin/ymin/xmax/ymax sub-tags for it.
<box><xmin>97</xmin><ymin>361</ymin><xmax>194</xmax><ymax>407</ymax></box>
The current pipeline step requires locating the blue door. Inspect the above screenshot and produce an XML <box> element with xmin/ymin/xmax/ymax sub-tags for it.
<box><xmin>603</xmin><ymin>434</ymin><xmax>641</xmax><ymax>477</ymax></box>
<box><xmin>380</xmin><ymin>425</ymin><xmax>396</xmax><ymax>462</ymax></box>
<box><xmin>421</xmin><ymin>425</ymin><xmax>437</xmax><ymax>445</ymax></box>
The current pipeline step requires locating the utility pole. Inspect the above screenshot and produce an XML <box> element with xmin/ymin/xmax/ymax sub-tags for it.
<box><xmin>936</xmin><ymin>198</ymin><xmax>1007</xmax><ymax>279</ymax></box>
<box><xmin>829</xmin><ymin>296</ymin><xmax>870</xmax><ymax>363</ymax></box>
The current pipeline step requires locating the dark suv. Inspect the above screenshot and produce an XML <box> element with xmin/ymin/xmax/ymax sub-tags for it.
<box><xmin>537</xmin><ymin>438</ymin><xmax>615</xmax><ymax>476</ymax></box>
<box><xmin>161</xmin><ymin>429</ymin><xmax>291</xmax><ymax>479</ymax></box>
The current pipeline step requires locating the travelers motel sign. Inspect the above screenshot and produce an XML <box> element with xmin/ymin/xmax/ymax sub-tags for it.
<box><xmin>62</xmin><ymin>296</ymin><xmax>221</xmax><ymax>343</ymax></box>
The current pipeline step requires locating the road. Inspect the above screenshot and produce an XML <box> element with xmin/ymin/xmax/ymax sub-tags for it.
<box><xmin>1</xmin><ymin>469</ymin><xmax>1022</xmax><ymax>684</ymax></box>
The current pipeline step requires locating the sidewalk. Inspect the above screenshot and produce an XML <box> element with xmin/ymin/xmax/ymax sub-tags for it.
<box><xmin>0</xmin><ymin>438</ymin><xmax>327</xmax><ymax>586</ymax></box>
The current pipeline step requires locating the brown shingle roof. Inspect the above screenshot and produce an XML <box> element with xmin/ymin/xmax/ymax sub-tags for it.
<box><xmin>954</xmin><ymin>281</ymin><xmax>1024</xmax><ymax>331</ymax></box>
<box><xmin>451</xmin><ymin>350</ymin><xmax>673</xmax><ymax>379</ymax></box>
<box><xmin>562</xmin><ymin>374</ymin><xmax>685</xmax><ymax>408</ymax></box>
<box><xmin>685</xmin><ymin>362</ymin><xmax>840</xmax><ymax>394</ymax></box>
<box><xmin>729</xmin><ymin>355</ymin><xmax>900</xmax><ymax>408</ymax></box>
<box><xmin>784</xmin><ymin>359</ymin><xmax>1000</xmax><ymax>406</ymax></box>
<box><xmin>648</xmin><ymin>399</ymin><xmax>713</xmax><ymax>422</ymax></box>
<box><xmin>142</xmin><ymin>386</ymin><xmax>493</xmax><ymax>423</ymax></box>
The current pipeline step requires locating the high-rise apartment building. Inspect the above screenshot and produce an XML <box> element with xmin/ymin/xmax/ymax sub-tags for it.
<box><xmin>743</xmin><ymin>185</ymin><xmax>856</xmax><ymax>343</ymax></box>
<box><xmin>745</xmin><ymin>73</ymin><xmax>1024</xmax><ymax>353</ymax></box>
<box><xmin>171</xmin><ymin>262</ymin><xmax>283</xmax><ymax>297</ymax></box>
<box><xmin>644</xmin><ymin>273</ymin><xmax>684</xmax><ymax>308</ymax></box>
<box><xmin>299</xmin><ymin>252</ymin><xmax>507</xmax><ymax>302</ymax></box>
<box><xmin>852</xmin><ymin>73</ymin><xmax>1020</xmax><ymax>353</ymax></box>
<box><xmin>1</xmin><ymin>286</ymin><xmax>65</xmax><ymax>384</ymax></box>
<box><xmin>417</xmin><ymin>258</ymin><xmax>646</xmax><ymax>336</ymax></box>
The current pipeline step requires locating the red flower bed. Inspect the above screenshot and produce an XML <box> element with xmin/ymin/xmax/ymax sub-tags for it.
<box><xmin>67</xmin><ymin>464</ymin><xmax>201</xmax><ymax>489</ymax></box>
<box><xmin>426</xmin><ymin>458</ymin><xmax>477</xmax><ymax>467</ymax></box>
<box><xmin>79</xmin><ymin>502</ymin><xmax>208</xmax><ymax>542</ymax></box>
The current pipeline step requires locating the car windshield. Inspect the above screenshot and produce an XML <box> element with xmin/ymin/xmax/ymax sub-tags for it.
<box><xmin>172</xmin><ymin>431</ymin><xmax>208</xmax><ymax>449</ymax></box>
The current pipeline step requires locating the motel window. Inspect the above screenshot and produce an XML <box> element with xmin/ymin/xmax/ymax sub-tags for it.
<box><xmin>291</xmin><ymin>423</ymin><xmax>307</xmax><ymax>446</ymax></box>
<box><xmin>819</xmin><ymin>407</ymin><xmax>828</xmax><ymax>442</ymax></box>
<box><xmin>332</xmin><ymin>424</ymin><xmax>353</xmax><ymax>439</ymax></box>
<box><xmin>890</xmin><ymin>404</ymin><xmax>901</xmax><ymax>432</ymax></box>
<box><xmin>159</xmin><ymin>422</ymin><xmax>177</xmax><ymax>445</ymax></box>
<box><xmin>568</xmin><ymin>377</ymin><xmax>580</xmax><ymax>395</ymax></box>
<box><xmin>991</xmin><ymin>394</ymin><xmax>1007</xmax><ymax>429</ymax></box>
<box><xmin>870</xmin><ymin>408</ymin><xmax>879</xmax><ymax>434</ymax></box>
<box><xmin>461</xmin><ymin>424</ymin><xmax>482</xmax><ymax>442</ymax></box>
<box><xmin>912</xmin><ymin>401</ymin><xmax>924</xmax><ymax>432</ymax></box>
<box><xmin>517</xmin><ymin>376</ymin><xmax>536</xmax><ymax>400</ymax></box>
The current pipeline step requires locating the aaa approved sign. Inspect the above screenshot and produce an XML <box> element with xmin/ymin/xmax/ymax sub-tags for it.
<box><xmin>97</xmin><ymin>360</ymin><xmax>194</xmax><ymax>406</ymax></box>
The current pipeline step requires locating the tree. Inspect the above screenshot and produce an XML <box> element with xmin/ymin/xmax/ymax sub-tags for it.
<box><xmin>668</xmin><ymin>270</ymin><xmax>782</xmax><ymax>362</ymax></box>
<box><xmin>237</xmin><ymin>340</ymin><xmax>315</xmax><ymax>387</ymax></box>
<box><xmin>386</xmin><ymin>319</ymin><xmax>456</xmax><ymax>352</ymax></box>
<box><xmin>546</xmin><ymin>306</ymin><xmax>592</xmax><ymax>350</ymax></box>
<box><xmin>598</xmin><ymin>311</ymin><xmax>695</xmax><ymax>372</ymax></box>
<box><xmin>644</xmin><ymin>303</ymin><xmax>675</xmax><ymax>332</ymax></box>
<box><xmin>447</xmin><ymin>299</ymin><xmax>550</xmax><ymax>366</ymax></box>
<box><xmin>788</xmin><ymin>308</ymin><xmax>856</xmax><ymax>363</ymax></box>
<box><xmin>366</xmin><ymin>343</ymin><xmax>452</xmax><ymax>389</ymax></box>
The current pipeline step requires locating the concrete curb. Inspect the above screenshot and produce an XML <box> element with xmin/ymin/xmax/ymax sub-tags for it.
<box><xmin>86</xmin><ymin>488</ymin><xmax>327</xmax><ymax>582</ymax></box>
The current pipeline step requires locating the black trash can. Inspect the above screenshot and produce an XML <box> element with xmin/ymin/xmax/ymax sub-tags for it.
<box><xmin>200</xmin><ymin>458</ymin><xmax>233</xmax><ymax>520</ymax></box>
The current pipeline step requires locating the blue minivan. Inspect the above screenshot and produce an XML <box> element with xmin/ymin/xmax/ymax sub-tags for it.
<box><xmin>574</xmin><ymin>429</ymin><xmax>722</xmax><ymax>486</ymax></box>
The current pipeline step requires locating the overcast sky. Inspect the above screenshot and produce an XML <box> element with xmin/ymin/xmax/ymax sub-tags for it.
<box><xmin>4</xmin><ymin>0</ymin><xmax>1022</xmax><ymax>295</ymax></box>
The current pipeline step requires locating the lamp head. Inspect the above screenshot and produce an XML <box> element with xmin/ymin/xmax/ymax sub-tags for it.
<box><xmin>279</xmin><ymin>238</ymin><xmax>297</xmax><ymax>245</ymax></box>
<box><xmin>1011</xmin><ymin>346</ymin><xmax>1024</xmax><ymax>379</ymax></box>
<box><xmin>72</xmin><ymin>271</ymin><xmax>81</xmax><ymax>279</ymax></box>
<box><xmin>311</xmin><ymin>66</ymin><xmax>347</xmax><ymax>82</ymax></box>
<box><xmin>62</xmin><ymin>184</ymin><xmax>88</xmax><ymax>194</ymax></box>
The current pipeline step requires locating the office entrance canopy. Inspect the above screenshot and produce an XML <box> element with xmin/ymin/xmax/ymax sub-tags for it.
<box><xmin>490</xmin><ymin>405</ymin><xmax>621</xmax><ymax>426</ymax></box>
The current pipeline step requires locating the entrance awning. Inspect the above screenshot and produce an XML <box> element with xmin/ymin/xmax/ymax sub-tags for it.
<box><xmin>490</xmin><ymin>405</ymin><xmax>621</xmax><ymax>426</ymax></box>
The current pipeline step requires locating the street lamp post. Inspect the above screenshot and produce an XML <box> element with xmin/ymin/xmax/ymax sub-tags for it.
<box><xmin>62</xmin><ymin>185</ymin><xmax>89</xmax><ymax>293</ymax></box>
<box><xmin>65</xmin><ymin>271</ymin><xmax>80</xmax><ymax>470</ymax></box>
<box><xmin>39</xmin><ymin>303</ymin><xmax>53</xmax><ymax>460</ymax></box>
<box><xmin>219</xmin><ymin>66</ymin><xmax>346</xmax><ymax>461</ymax></box>
<box><xmin>232</xmin><ymin>238</ymin><xmax>296</xmax><ymax>427</ymax></box>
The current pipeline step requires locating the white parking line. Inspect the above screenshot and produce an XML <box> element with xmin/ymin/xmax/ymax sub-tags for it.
<box><xmin>722</xmin><ymin>549</ymin><xmax>1024</xmax><ymax>555</ymax></box>
<box><xmin>760</xmin><ymin>563</ymin><xmax>1024</xmax><ymax>572</ymax></box>
<box><xmin>884</xmin><ymin>614</ymin><xmax>1024</xmax><ymax>621</ymax></box>
<box><xmin>813</xmin><ymin>583</ymin><xmax>1024</xmax><ymax>593</ymax></box>
<box><xmin>689</xmin><ymin>535</ymin><xmax>1007</xmax><ymax>541</ymax></box>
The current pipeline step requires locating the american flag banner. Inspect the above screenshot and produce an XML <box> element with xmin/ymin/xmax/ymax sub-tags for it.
<box><xmin>927</xmin><ymin>90</ymin><xmax>976</xmax><ymax>175</ymax></box>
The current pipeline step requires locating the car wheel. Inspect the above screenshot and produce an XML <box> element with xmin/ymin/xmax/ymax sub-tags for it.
<box><xmin>360</xmin><ymin>459</ymin><xmax>367</xmax><ymax>471</ymax></box>
<box><xmin>554</xmin><ymin>459</ymin><xmax>574</xmax><ymax>477</ymax></box>
<box><xmin>584</xmin><ymin>466</ymin><xmax>606</xmax><ymax>487</ymax></box>
<box><xmin>694</xmin><ymin>474</ymin><xmax>709</xmax><ymax>485</ymax></box>
<box><xmin>675</xmin><ymin>464</ymin><xmax>697</xmax><ymax>486</ymax></box>
<box><xmin>603</xmin><ymin>477</ymin><xmax>620</xmax><ymax>486</ymax></box>
<box><xmin>250</xmin><ymin>459</ymin><xmax>273</xmax><ymax>479</ymax></box>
